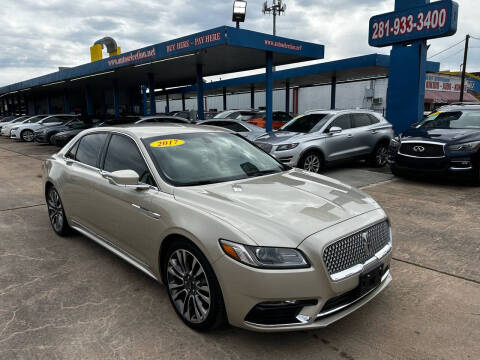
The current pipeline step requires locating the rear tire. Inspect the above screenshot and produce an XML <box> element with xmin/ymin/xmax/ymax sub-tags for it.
<box><xmin>300</xmin><ymin>151</ymin><xmax>324</xmax><ymax>173</ymax></box>
<box><xmin>46</xmin><ymin>186</ymin><xmax>71</xmax><ymax>236</ymax></box>
<box><xmin>369</xmin><ymin>143</ymin><xmax>389</xmax><ymax>167</ymax></box>
<box><xmin>163</xmin><ymin>239</ymin><xmax>227</xmax><ymax>332</ymax></box>
<box><xmin>21</xmin><ymin>129</ymin><xmax>34</xmax><ymax>142</ymax></box>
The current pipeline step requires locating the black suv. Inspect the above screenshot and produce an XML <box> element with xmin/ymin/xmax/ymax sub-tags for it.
<box><xmin>388</xmin><ymin>104</ymin><xmax>480</xmax><ymax>184</ymax></box>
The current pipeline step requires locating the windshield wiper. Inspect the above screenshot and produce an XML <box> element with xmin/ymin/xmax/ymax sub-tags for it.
<box><xmin>246</xmin><ymin>169</ymin><xmax>281</xmax><ymax>177</ymax></box>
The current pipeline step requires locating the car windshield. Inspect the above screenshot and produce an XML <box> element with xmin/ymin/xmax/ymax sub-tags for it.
<box><xmin>279</xmin><ymin>113</ymin><xmax>331</xmax><ymax>133</ymax></box>
<box><xmin>419</xmin><ymin>110</ymin><xmax>480</xmax><ymax>129</ymax></box>
<box><xmin>143</xmin><ymin>132</ymin><xmax>287</xmax><ymax>186</ymax></box>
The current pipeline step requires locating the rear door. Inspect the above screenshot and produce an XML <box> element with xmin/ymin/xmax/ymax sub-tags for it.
<box><xmin>95</xmin><ymin>133</ymin><xmax>164</xmax><ymax>264</ymax></box>
<box><xmin>323</xmin><ymin>114</ymin><xmax>355</xmax><ymax>161</ymax></box>
<box><xmin>349</xmin><ymin>113</ymin><xmax>376</xmax><ymax>156</ymax></box>
<box><xmin>61</xmin><ymin>132</ymin><xmax>109</xmax><ymax>234</ymax></box>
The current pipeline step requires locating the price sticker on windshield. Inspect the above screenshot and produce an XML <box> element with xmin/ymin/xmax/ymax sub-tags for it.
<box><xmin>150</xmin><ymin>139</ymin><xmax>185</xmax><ymax>148</ymax></box>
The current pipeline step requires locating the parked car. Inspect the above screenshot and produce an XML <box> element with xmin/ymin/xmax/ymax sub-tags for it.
<box><xmin>0</xmin><ymin>115</ymin><xmax>31</xmax><ymax>132</ymax></box>
<box><xmin>170</xmin><ymin>110</ymin><xmax>197</xmax><ymax>123</ymax></box>
<box><xmin>197</xmin><ymin>119</ymin><xmax>265</xmax><ymax>140</ymax></box>
<box><xmin>43</xmin><ymin>124</ymin><xmax>392</xmax><ymax>332</ymax></box>
<box><xmin>388</xmin><ymin>104</ymin><xmax>480</xmax><ymax>184</ymax></box>
<box><xmin>10</xmin><ymin>114</ymin><xmax>78</xmax><ymax>142</ymax></box>
<box><xmin>34</xmin><ymin>118</ymin><xmax>95</xmax><ymax>144</ymax></box>
<box><xmin>254</xmin><ymin>110</ymin><xmax>394</xmax><ymax>173</ymax></box>
<box><xmin>214</xmin><ymin>109</ymin><xmax>261</xmax><ymax>122</ymax></box>
<box><xmin>135</xmin><ymin>116</ymin><xmax>190</xmax><ymax>125</ymax></box>
<box><xmin>0</xmin><ymin>115</ymin><xmax>22</xmax><ymax>124</ymax></box>
<box><xmin>204</xmin><ymin>111</ymin><xmax>219</xmax><ymax>120</ymax></box>
<box><xmin>52</xmin><ymin>117</ymin><xmax>138</xmax><ymax>147</ymax></box>
<box><xmin>247</xmin><ymin>111</ymin><xmax>293</xmax><ymax>130</ymax></box>
<box><xmin>1</xmin><ymin>115</ymin><xmax>48</xmax><ymax>137</ymax></box>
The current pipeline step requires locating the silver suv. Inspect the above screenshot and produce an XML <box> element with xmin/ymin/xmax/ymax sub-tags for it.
<box><xmin>255</xmin><ymin>109</ymin><xmax>394</xmax><ymax>173</ymax></box>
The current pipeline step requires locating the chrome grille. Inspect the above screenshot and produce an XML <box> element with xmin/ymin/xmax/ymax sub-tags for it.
<box><xmin>255</xmin><ymin>142</ymin><xmax>273</xmax><ymax>153</ymax></box>
<box><xmin>399</xmin><ymin>142</ymin><xmax>445</xmax><ymax>157</ymax></box>
<box><xmin>323</xmin><ymin>221</ymin><xmax>390</xmax><ymax>275</ymax></box>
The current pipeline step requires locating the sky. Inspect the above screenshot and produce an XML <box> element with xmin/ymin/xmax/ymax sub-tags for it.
<box><xmin>0</xmin><ymin>0</ymin><xmax>478</xmax><ymax>87</ymax></box>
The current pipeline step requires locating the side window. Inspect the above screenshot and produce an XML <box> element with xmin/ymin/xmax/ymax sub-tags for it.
<box><xmin>352</xmin><ymin>114</ymin><xmax>372</xmax><ymax>128</ymax></box>
<box><xmin>103</xmin><ymin>134</ymin><xmax>156</xmax><ymax>186</ymax></box>
<box><xmin>75</xmin><ymin>133</ymin><xmax>108</xmax><ymax>168</ymax></box>
<box><xmin>330</xmin><ymin>115</ymin><xmax>352</xmax><ymax>130</ymax></box>
<box><xmin>219</xmin><ymin>122</ymin><xmax>247</xmax><ymax>132</ymax></box>
<box><xmin>368</xmin><ymin>114</ymin><xmax>380</xmax><ymax>125</ymax></box>
<box><xmin>66</xmin><ymin>141</ymin><xmax>79</xmax><ymax>159</ymax></box>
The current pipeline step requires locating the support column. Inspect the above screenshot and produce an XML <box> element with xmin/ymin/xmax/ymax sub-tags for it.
<box><xmin>293</xmin><ymin>87</ymin><xmax>299</xmax><ymax>114</ymax></box>
<box><xmin>386</xmin><ymin>0</ymin><xmax>429</xmax><ymax>134</ymax></box>
<box><xmin>285</xmin><ymin>81</ymin><xmax>290</xmax><ymax>113</ymax></box>
<box><xmin>113</xmin><ymin>80</ymin><xmax>120</xmax><ymax>118</ymax></box>
<box><xmin>101</xmin><ymin>90</ymin><xmax>107</xmax><ymax>116</ymax></box>
<box><xmin>63</xmin><ymin>88</ymin><xmax>70</xmax><ymax>114</ymax></box>
<box><xmin>250</xmin><ymin>84</ymin><xmax>255</xmax><ymax>109</ymax></box>
<box><xmin>23</xmin><ymin>94</ymin><xmax>29</xmax><ymax>115</ymax></box>
<box><xmin>33</xmin><ymin>97</ymin><xmax>38</xmax><ymax>115</ymax></box>
<box><xmin>330</xmin><ymin>76</ymin><xmax>337</xmax><ymax>110</ymax></box>
<box><xmin>85</xmin><ymin>86</ymin><xmax>94</xmax><ymax>116</ymax></box>
<box><xmin>223</xmin><ymin>87</ymin><xmax>227</xmax><ymax>111</ymax></box>
<box><xmin>181</xmin><ymin>93</ymin><xmax>186</xmax><ymax>111</ymax></box>
<box><xmin>148</xmin><ymin>73</ymin><xmax>156</xmax><ymax>115</ymax></box>
<box><xmin>47</xmin><ymin>94</ymin><xmax>52</xmax><ymax>114</ymax></box>
<box><xmin>265</xmin><ymin>51</ymin><xmax>273</xmax><ymax>132</ymax></box>
<box><xmin>196</xmin><ymin>63</ymin><xmax>205</xmax><ymax>121</ymax></box>
<box><xmin>164</xmin><ymin>89</ymin><xmax>170</xmax><ymax>114</ymax></box>
<box><xmin>141</xmin><ymin>85</ymin><xmax>148</xmax><ymax>116</ymax></box>
<box><xmin>1</xmin><ymin>98</ymin><xmax>4</xmax><ymax>116</ymax></box>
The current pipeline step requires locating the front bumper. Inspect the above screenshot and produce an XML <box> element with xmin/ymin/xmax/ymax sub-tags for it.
<box><xmin>388</xmin><ymin>146</ymin><xmax>477</xmax><ymax>176</ymax></box>
<box><xmin>213</xmin><ymin>209</ymin><xmax>392</xmax><ymax>332</ymax></box>
<box><xmin>34</xmin><ymin>133</ymin><xmax>49</xmax><ymax>143</ymax></box>
<box><xmin>10</xmin><ymin>129</ymin><xmax>21</xmax><ymax>139</ymax></box>
<box><xmin>270</xmin><ymin>149</ymin><xmax>301</xmax><ymax>167</ymax></box>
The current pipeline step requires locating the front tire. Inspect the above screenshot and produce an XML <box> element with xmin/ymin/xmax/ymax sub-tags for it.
<box><xmin>300</xmin><ymin>151</ymin><xmax>323</xmax><ymax>173</ymax></box>
<box><xmin>21</xmin><ymin>129</ymin><xmax>34</xmax><ymax>142</ymax></box>
<box><xmin>163</xmin><ymin>240</ymin><xmax>226</xmax><ymax>331</ymax></box>
<box><xmin>370</xmin><ymin>143</ymin><xmax>389</xmax><ymax>167</ymax></box>
<box><xmin>46</xmin><ymin>186</ymin><xmax>71</xmax><ymax>236</ymax></box>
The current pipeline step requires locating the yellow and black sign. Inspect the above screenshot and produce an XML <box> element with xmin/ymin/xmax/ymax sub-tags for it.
<box><xmin>150</xmin><ymin>139</ymin><xmax>185</xmax><ymax>148</ymax></box>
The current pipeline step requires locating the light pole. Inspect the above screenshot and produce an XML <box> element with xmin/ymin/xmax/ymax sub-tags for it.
<box><xmin>232</xmin><ymin>1</ymin><xmax>247</xmax><ymax>29</ymax></box>
<box><xmin>262</xmin><ymin>0</ymin><xmax>287</xmax><ymax>36</ymax></box>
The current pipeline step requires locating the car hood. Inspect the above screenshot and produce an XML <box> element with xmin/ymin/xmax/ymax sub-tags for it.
<box><xmin>173</xmin><ymin>169</ymin><xmax>381</xmax><ymax>248</ymax></box>
<box><xmin>402</xmin><ymin>128</ymin><xmax>480</xmax><ymax>144</ymax></box>
<box><xmin>254</xmin><ymin>131</ymin><xmax>310</xmax><ymax>145</ymax></box>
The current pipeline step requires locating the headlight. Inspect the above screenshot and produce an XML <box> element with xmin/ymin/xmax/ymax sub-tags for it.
<box><xmin>219</xmin><ymin>239</ymin><xmax>309</xmax><ymax>269</ymax></box>
<box><xmin>448</xmin><ymin>141</ymin><xmax>480</xmax><ymax>152</ymax></box>
<box><xmin>276</xmin><ymin>143</ymin><xmax>299</xmax><ymax>151</ymax></box>
<box><xmin>389</xmin><ymin>137</ymin><xmax>400</xmax><ymax>148</ymax></box>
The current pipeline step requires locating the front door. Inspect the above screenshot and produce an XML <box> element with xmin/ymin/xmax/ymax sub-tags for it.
<box><xmin>324</xmin><ymin>114</ymin><xmax>355</xmax><ymax>161</ymax></box>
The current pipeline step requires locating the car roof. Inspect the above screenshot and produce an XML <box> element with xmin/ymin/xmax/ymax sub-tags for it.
<box><xmin>198</xmin><ymin>118</ymin><xmax>264</xmax><ymax>131</ymax></box>
<box><xmin>434</xmin><ymin>104</ymin><xmax>480</xmax><ymax>111</ymax></box>
<box><xmin>87</xmin><ymin>123</ymin><xmax>229</xmax><ymax>139</ymax></box>
<box><xmin>304</xmin><ymin>109</ymin><xmax>380</xmax><ymax>115</ymax></box>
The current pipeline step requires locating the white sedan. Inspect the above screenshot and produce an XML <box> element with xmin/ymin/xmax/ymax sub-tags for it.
<box><xmin>10</xmin><ymin>114</ymin><xmax>78</xmax><ymax>141</ymax></box>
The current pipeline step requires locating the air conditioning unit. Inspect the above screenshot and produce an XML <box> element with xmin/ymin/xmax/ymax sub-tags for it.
<box><xmin>373</xmin><ymin>97</ymin><xmax>383</xmax><ymax>105</ymax></box>
<box><xmin>365</xmin><ymin>88</ymin><xmax>374</xmax><ymax>98</ymax></box>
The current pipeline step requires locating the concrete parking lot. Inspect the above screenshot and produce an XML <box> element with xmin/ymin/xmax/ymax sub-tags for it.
<box><xmin>0</xmin><ymin>137</ymin><xmax>479</xmax><ymax>360</ymax></box>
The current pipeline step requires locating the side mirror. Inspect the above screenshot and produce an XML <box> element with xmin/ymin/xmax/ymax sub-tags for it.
<box><xmin>102</xmin><ymin>170</ymin><xmax>150</xmax><ymax>190</ymax></box>
<box><xmin>328</xmin><ymin>126</ymin><xmax>343</xmax><ymax>134</ymax></box>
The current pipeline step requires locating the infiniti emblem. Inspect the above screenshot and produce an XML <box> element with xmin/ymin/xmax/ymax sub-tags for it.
<box><xmin>362</xmin><ymin>232</ymin><xmax>371</xmax><ymax>256</ymax></box>
<box><xmin>413</xmin><ymin>145</ymin><xmax>425</xmax><ymax>152</ymax></box>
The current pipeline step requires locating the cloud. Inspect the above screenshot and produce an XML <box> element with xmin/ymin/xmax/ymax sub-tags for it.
<box><xmin>0</xmin><ymin>0</ymin><xmax>478</xmax><ymax>87</ymax></box>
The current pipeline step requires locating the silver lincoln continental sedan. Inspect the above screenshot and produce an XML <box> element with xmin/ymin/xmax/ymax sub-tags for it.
<box><xmin>42</xmin><ymin>124</ymin><xmax>392</xmax><ymax>332</ymax></box>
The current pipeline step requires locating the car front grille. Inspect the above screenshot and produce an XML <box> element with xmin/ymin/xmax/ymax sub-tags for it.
<box><xmin>255</xmin><ymin>142</ymin><xmax>273</xmax><ymax>153</ymax></box>
<box><xmin>323</xmin><ymin>221</ymin><xmax>390</xmax><ymax>275</ymax></box>
<box><xmin>399</xmin><ymin>142</ymin><xmax>445</xmax><ymax>157</ymax></box>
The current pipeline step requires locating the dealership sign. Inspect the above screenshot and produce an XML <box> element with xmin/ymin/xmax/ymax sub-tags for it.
<box><xmin>369</xmin><ymin>0</ymin><xmax>458</xmax><ymax>47</ymax></box>
<box><xmin>426</xmin><ymin>74</ymin><xmax>473</xmax><ymax>92</ymax></box>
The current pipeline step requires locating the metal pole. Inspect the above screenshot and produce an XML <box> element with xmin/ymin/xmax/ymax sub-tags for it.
<box><xmin>460</xmin><ymin>34</ymin><xmax>470</xmax><ymax>102</ymax></box>
<box><xmin>223</xmin><ymin>87</ymin><xmax>227</xmax><ymax>111</ymax></box>
<box><xmin>141</xmin><ymin>85</ymin><xmax>148</xmax><ymax>116</ymax></box>
<box><xmin>196</xmin><ymin>63</ymin><xmax>205</xmax><ymax>121</ymax></box>
<box><xmin>265</xmin><ymin>51</ymin><xmax>273</xmax><ymax>132</ymax></box>
<box><xmin>285</xmin><ymin>81</ymin><xmax>290</xmax><ymax>113</ymax></box>
<box><xmin>148</xmin><ymin>73</ymin><xmax>156</xmax><ymax>115</ymax></box>
<box><xmin>330</xmin><ymin>76</ymin><xmax>337</xmax><ymax>110</ymax></box>
<box><xmin>113</xmin><ymin>80</ymin><xmax>120</xmax><ymax>118</ymax></box>
<box><xmin>181</xmin><ymin>93</ymin><xmax>186</xmax><ymax>111</ymax></box>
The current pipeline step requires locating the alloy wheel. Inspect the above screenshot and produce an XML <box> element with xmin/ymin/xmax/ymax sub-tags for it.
<box><xmin>167</xmin><ymin>249</ymin><xmax>211</xmax><ymax>324</ymax></box>
<box><xmin>375</xmin><ymin>146</ymin><xmax>388</xmax><ymax>166</ymax></box>
<box><xmin>303</xmin><ymin>154</ymin><xmax>321</xmax><ymax>173</ymax></box>
<box><xmin>47</xmin><ymin>188</ymin><xmax>64</xmax><ymax>233</ymax></box>
<box><xmin>22</xmin><ymin>130</ymin><xmax>34</xmax><ymax>142</ymax></box>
